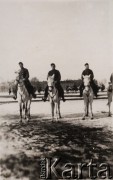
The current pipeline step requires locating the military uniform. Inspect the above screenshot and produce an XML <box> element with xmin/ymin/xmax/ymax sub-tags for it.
<box><xmin>44</xmin><ymin>69</ymin><xmax>65</xmax><ymax>101</ymax></box>
<box><xmin>81</xmin><ymin>69</ymin><xmax>94</xmax><ymax>80</ymax></box>
<box><xmin>80</xmin><ymin>68</ymin><xmax>98</xmax><ymax>97</ymax></box>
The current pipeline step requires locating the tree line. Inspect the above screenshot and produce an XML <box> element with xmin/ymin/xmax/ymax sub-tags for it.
<box><xmin>0</xmin><ymin>77</ymin><xmax>105</xmax><ymax>93</ymax></box>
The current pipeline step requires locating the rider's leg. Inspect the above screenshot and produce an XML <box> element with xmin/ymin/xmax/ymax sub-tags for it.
<box><xmin>91</xmin><ymin>81</ymin><xmax>98</xmax><ymax>97</ymax></box>
<box><xmin>24</xmin><ymin>80</ymin><xmax>36</xmax><ymax>98</ymax></box>
<box><xmin>56</xmin><ymin>83</ymin><xmax>66</xmax><ymax>102</ymax></box>
<box><xmin>13</xmin><ymin>81</ymin><xmax>18</xmax><ymax>100</ymax></box>
<box><xmin>42</xmin><ymin>86</ymin><xmax>48</xmax><ymax>102</ymax></box>
<box><xmin>80</xmin><ymin>82</ymin><xmax>84</xmax><ymax>97</ymax></box>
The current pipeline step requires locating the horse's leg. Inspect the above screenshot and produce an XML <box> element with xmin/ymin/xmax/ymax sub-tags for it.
<box><xmin>55</xmin><ymin>102</ymin><xmax>58</xmax><ymax>121</ymax></box>
<box><xmin>58</xmin><ymin>100</ymin><xmax>61</xmax><ymax>119</ymax></box>
<box><xmin>19</xmin><ymin>102</ymin><xmax>22</xmax><ymax>122</ymax></box>
<box><xmin>86</xmin><ymin>101</ymin><xmax>89</xmax><ymax>116</ymax></box>
<box><xmin>51</xmin><ymin>101</ymin><xmax>54</xmax><ymax>121</ymax></box>
<box><xmin>26</xmin><ymin>101</ymin><xmax>30</xmax><ymax>122</ymax></box>
<box><xmin>23</xmin><ymin>103</ymin><xmax>26</xmax><ymax>119</ymax></box>
<box><xmin>90</xmin><ymin>100</ymin><xmax>93</xmax><ymax>119</ymax></box>
<box><xmin>82</xmin><ymin>96</ymin><xmax>87</xmax><ymax>120</ymax></box>
<box><xmin>108</xmin><ymin>103</ymin><xmax>111</xmax><ymax>117</ymax></box>
<box><xmin>27</xmin><ymin>100</ymin><xmax>31</xmax><ymax>121</ymax></box>
<box><xmin>108</xmin><ymin>93</ymin><xmax>112</xmax><ymax>116</ymax></box>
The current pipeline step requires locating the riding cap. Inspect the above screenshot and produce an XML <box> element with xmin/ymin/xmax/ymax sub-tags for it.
<box><xmin>19</xmin><ymin>62</ymin><xmax>23</xmax><ymax>65</ymax></box>
<box><xmin>85</xmin><ymin>63</ymin><xmax>89</xmax><ymax>66</ymax></box>
<box><xmin>51</xmin><ymin>63</ymin><xmax>55</xmax><ymax>66</ymax></box>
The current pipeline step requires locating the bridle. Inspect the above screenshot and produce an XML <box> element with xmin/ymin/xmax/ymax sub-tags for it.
<box><xmin>17</xmin><ymin>79</ymin><xmax>25</xmax><ymax>88</ymax></box>
<box><xmin>48</xmin><ymin>82</ymin><xmax>58</xmax><ymax>99</ymax></box>
<box><xmin>83</xmin><ymin>78</ymin><xmax>91</xmax><ymax>94</ymax></box>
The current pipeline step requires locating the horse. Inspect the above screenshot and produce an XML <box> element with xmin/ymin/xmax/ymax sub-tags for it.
<box><xmin>107</xmin><ymin>83</ymin><xmax>112</xmax><ymax>116</ymax></box>
<box><xmin>82</xmin><ymin>75</ymin><xmax>94</xmax><ymax>120</ymax></box>
<box><xmin>47</xmin><ymin>75</ymin><xmax>61</xmax><ymax>121</ymax></box>
<box><xmin>9</xmin><ymin>79</ymin><xmax>32</xmax><ymax>122</ymax></box>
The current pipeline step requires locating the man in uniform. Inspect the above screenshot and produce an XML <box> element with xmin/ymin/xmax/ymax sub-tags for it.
<box><xmin>42</xmin><ymin>63</ymin><xmax>65</xmax><ymax>102</ymax></box>
<box><xmin>80</xmin><ymin>63</ymin><xmax>98</xmax><ymax>97</ymax></box>
<box><xmin>13</xmin><ymin>62</ymin><xmax>36</xmax><ymax>99</ymax></box>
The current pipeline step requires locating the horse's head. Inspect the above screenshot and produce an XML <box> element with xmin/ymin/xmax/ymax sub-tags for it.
<box><xmin>83</xmin><ymin>75</ymin><xmax>91</xmax><ymax>92</ymax></box>
<box><xmin>47</xmin><ymin>75</ymin><xmax>55</xmax><ymax>92</ymax></box>
<box><xmin>17</xmin><ymin>79</ymin><xmax>25</xmax><ymax>87</ymax></box>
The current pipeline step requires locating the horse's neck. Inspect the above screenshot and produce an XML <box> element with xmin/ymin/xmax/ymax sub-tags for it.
<box><xmin>84</xmin><ymin>86</ymin><xmax>93</xmax><ymax>94</ymax></box>
<box><xmin>18</xmin><ymin>84</ymin><xmax>28</xmax><ymax>95</ymax></box>
<box><xmin>49</xmin><ymin>87</ymin><xmax>57</xmax><ymax>97</ymax></box>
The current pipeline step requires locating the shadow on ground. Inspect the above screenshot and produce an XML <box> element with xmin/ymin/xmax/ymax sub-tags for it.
<box><xmin>0</xmin><ymin>113</ymin><xmax>113</xmax><ymax>179</ymax></box>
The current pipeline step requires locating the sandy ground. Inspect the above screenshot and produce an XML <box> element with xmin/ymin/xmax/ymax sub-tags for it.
<box><xmin>0</xmin><ymin>99</ymin><xmax>113</xmax><ymax>179</ymax></box>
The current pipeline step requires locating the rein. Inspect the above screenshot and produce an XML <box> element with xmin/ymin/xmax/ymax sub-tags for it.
<box><xmin>48</xmin><ymin>87</ymin><xmax>58</xmax><ymax>99</ymax></box>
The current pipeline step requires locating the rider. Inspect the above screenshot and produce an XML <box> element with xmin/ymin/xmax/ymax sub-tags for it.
<box><xmin>42</xmin><ymin>63</ymin><xmax>65</xmax><ymax>102</ymax></box>
<box><xmin>13</xmin><ymin>62</ymin><xmax>36</xmax><ymax>99</ymax></box>
<box><xmin>80</xmin><ymin>63</ymin><xmax>98</xmax><ymax>97</ymax></box>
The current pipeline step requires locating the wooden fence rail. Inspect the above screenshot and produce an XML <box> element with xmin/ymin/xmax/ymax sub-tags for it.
<box><xmin>0</xmin><ymin>91</ymin><xmax>108</xmax><ymax>104</ymax></box>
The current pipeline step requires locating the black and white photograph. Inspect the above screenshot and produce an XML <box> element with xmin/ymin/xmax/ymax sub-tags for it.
<box><xmin>0</xmin><ymin>0</ymin><xmax>113</xmax><ymax>179</ymax></box>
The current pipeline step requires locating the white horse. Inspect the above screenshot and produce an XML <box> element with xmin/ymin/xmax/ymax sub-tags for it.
<box><xmin>82</xmin><ymin>75</ymin><xmax>94</xmax><ymax>120</ymax></box>
<box><xmin>9</xmin><ymin>79</ymin><xmax>32</xmax><ymax>122</ymax></box>
<box><xmin>47</xmin><ymin>75</ymin><xmax>61</xmax><ymax>121</ymax></box>
<box><xmin>107</xmin><ymin>83</ymin><xmax>112</xmax><ymax>116</ymax></box>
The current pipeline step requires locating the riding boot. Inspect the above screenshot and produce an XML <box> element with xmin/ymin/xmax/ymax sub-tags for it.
<box><xmin>13</xmin><ymin>94</ymin><xmax>17</xmax><ymax>100</ymax></box>
<box><xmin>13</xmin><ymin>83</ymin><xmax>18</xmax><ymax>100</ymax></box>
<box><xmin>62</xmin><ymin>95</ymin><xmax>66</xmax><ymax>102</ymax></box>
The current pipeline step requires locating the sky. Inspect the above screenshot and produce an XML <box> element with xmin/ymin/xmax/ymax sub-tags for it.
<box><xmin>0</xmin><ymin>0</ymin><xmax>113</xmax><ymax>82</ymax></box>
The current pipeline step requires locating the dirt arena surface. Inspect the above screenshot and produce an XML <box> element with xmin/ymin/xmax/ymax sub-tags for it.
<box><xmin>0</xmin><ymin>100</ymin><xmax>113</xmax><ymax>179</ymax></box>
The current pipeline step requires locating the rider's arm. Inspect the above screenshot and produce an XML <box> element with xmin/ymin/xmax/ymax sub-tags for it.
<box><xmin>25</xmin><ymin>69</ymin><xmax>29</xmax><ymax>80</ymax></box>
<box><xmin>58</xmin><ymin>71</ymin><xmax>61</xmax><ymax>81</ymax></box>
<box><xmin>90</xmin><ymin>70</ymin><xmax>94</xmax><ymax>80</ymax></box>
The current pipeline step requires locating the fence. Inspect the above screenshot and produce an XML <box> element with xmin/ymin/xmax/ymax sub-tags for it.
<box><xmin>0</xmin><ymin>91</ymin><xmax>108</xmax><ymax>104</ymax></box>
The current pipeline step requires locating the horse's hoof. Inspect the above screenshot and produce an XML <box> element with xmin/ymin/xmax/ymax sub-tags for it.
<box><xmin>82</xmin><ymin>117</ymin><xmax>85</xmax><ymax>120</ymax></box>
<box><xmin>26</xmin><ymin>118</ymin><xmax>30</xmax><ymax>122</ymax></box>
<box><xmin>108</xmin><ymin>114</ymin><xmax>111</xmax><ymax>117</ymax></box>
<box><xmin>91</xmin><ymin>117</ymin><xmax>94</xmax><ymax>120</ymax></box>
<box><xmin>52</xmin><ymin>118</ymin><xmax>54</xmax><ymax>122</ymax></box>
